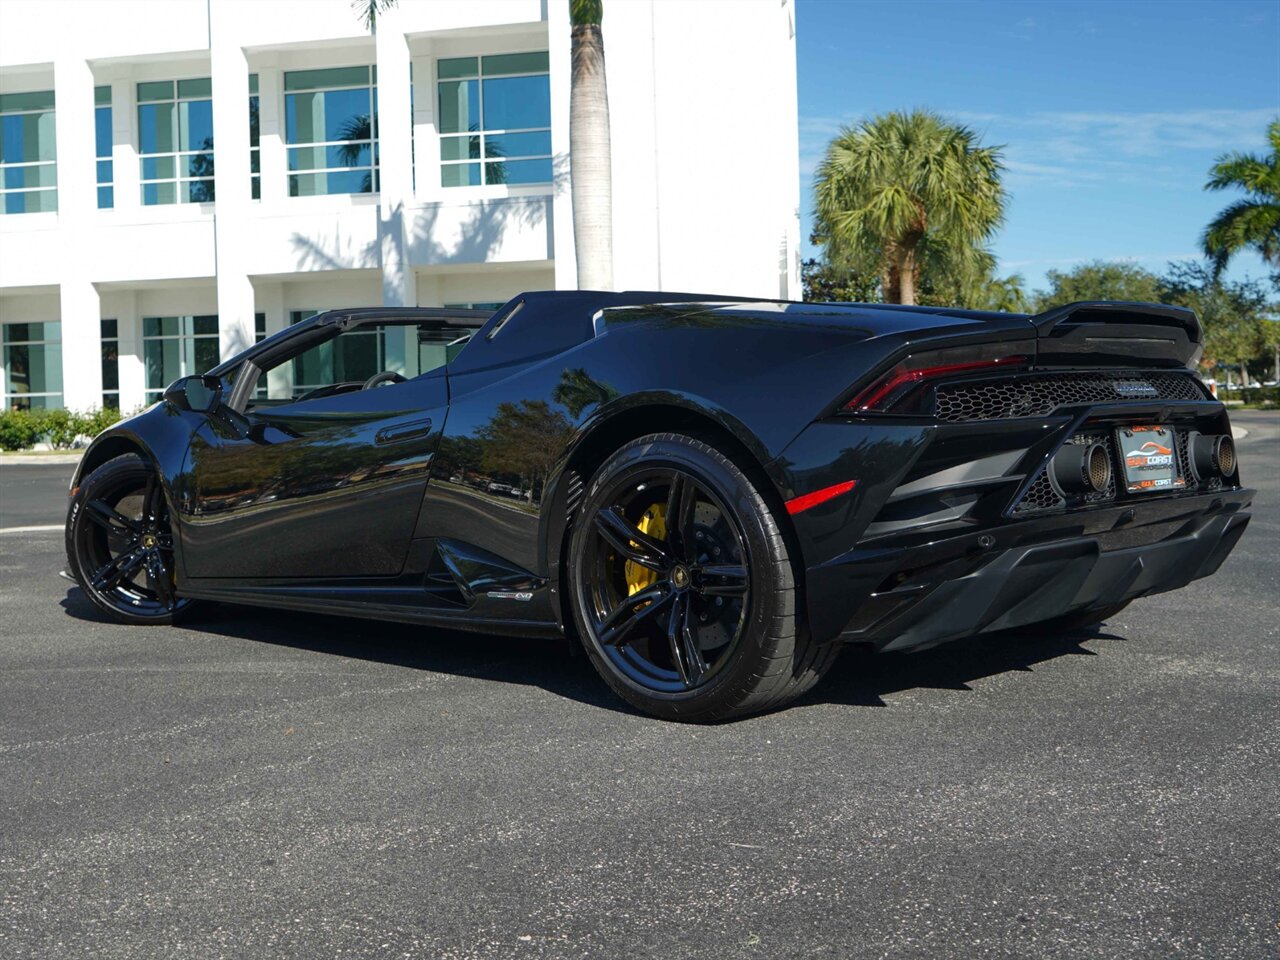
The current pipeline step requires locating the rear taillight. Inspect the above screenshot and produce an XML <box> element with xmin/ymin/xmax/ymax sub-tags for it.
<box><xmin>844</xmin><ymin>345</ymin><xmax>1029</xmax><ymax>415</ymax></box>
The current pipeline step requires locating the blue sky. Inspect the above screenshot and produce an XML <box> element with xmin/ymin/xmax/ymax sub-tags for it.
<box><xmin>795</xmin><ymin>0</ymin><xmax>1280</xmax><ymax>292</ymax></box>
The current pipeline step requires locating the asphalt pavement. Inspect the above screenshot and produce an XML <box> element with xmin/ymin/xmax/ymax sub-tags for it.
<box><xmin>1</xmin><ymin>412</ymin><xmax>1277</xmax><ymax>959</ymax></box>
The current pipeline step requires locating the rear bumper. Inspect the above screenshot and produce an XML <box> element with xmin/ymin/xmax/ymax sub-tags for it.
<box><xmin>809</xmin><ymin>488</ymin><xmax>1252</xmax><ymax>651</ymax></box>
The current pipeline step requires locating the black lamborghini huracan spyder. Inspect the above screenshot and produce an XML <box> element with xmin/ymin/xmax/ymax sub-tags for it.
<box><xmin>65</xmin><ymin>291</ymin><xmax>1251</xmax><ymax>721</ymax></box>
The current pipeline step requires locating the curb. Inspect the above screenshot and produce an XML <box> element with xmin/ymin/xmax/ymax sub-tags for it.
<box><xmin>0</xmin><ymin>454</ymin><xmax>83</xmax><ymax>466</ymax></box>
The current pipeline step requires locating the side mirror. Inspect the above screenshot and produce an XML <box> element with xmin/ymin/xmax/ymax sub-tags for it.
<box><xmin>163</xmin><ymin>374</ymin><xmax>224</xmax><ymax>413</ymax></box>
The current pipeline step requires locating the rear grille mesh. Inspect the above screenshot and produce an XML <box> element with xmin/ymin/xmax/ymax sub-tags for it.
<box><xmin>934</xmin><ymin>371</ymin><xmax>1205</xmax><ymax>423</ymax></box>
<box><xmin>1014</xmin><ymin>473</ymin><xmax>1063</xmax><ymax>514</ymax></box>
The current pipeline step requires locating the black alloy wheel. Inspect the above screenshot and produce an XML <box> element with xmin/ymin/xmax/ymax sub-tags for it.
<box><xmin>569</xmin><ymin>433</ymin><xmax>840</xmax><ymax>722</ymax></box>
<box><xmin>66</xmin><ymin>454</ymin><xmax>192</xmax><ymax>625</ymax></box>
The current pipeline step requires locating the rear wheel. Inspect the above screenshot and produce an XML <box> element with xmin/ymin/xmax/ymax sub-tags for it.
<box><xmin>65</xmin><ymin>453</ymin><xmax>193</xmax><ymax>625</ymax></box>
<box><xmin>568</xmin><ymin>433</ymin><xmax>839</xmax><ymax>722</ymax></box>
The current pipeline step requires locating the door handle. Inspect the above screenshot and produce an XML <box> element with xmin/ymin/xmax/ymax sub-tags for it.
<box><xmin>375</xmin><ymin>417</ymin><xmax>433</xmax><ymax>445</ymax></box>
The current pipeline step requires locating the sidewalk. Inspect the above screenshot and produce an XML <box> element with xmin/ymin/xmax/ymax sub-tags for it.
<box><xmin>0</xmin><ymin>452</ymin><xmax>84</xmax><ymax>466</ymax></box>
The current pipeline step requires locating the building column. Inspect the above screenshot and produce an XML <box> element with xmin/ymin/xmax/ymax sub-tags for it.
<box><xmin>255</xmin><ymin>280</ymin><xmax>292</xmax><ymax>398</ymax></box>
<box><xmin>209</xmin><ymin>12</ymin><xmax>255</xmax><ymax>360</ymax></box>
<box><xmin>54</xmin><ymin>54</ymin><xmax>103</xmax><ymax>411</ymax></box>
<box><xmin>116</xmin><ymin>292</ymin><xmax>145</xmax><ymax>412</ymax></box>
<box><xmin>375</xmin><ymin>8</ymin><xmax>415</xmax><ymax>308</ymax></box>
<box><xmin>255</xmin><ymin>58</ymin><xmax>287</xmax><ymax>208</ymax></box>
<box><xmin>548</xmin><ymin>0</ymin><xmax>577</xmax><ymax>290</ymax></box>
<box><xmin>108</xmin><ymin>75</ymin><xmax>140</xmax><ymax>214</ymax></box>
<box><xmin>411</xmin><ymin>45</ymin><xmax>437</xmax><ymax>203</ymax></box>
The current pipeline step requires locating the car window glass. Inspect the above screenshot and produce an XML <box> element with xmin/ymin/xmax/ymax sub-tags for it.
<box><xmin>243</xmin><ymin>320</ymin><xmax>476</xmax><ymax>410</ymax></box>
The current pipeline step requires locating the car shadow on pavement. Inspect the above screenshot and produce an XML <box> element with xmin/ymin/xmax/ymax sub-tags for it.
<box><xmin>60</xmin><ymin>586</ymin><xmax>1121</xmax><ymax>718</ymax></box>
<box><xmin>803</xmin><ymin>626</ymin><xmax>1121</xmax><ymax>709</ymax></box>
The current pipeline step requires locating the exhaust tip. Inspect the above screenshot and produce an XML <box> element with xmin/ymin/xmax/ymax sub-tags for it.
<box><xmin>1216</xmin><ymin>435</ymin><xmax>1236</xmax><ymax>477</ymax></box>
<box><xmin>1190</xmin><ymin>432</ymin><xmax>1236</xmax><ymax>481</ymax></box>
<box><xmin>1052</xmin><ymin>441</ymin><xmax>1112</xmax><ymax>495</ymax></box>
<box><xmin>1085</xmin><ymin>443</ymin><xmax>1111</xmax><ymax>492</ymax></box>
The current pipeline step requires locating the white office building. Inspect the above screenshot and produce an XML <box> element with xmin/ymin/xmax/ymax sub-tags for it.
<box><xmin>0</xmin><ymin>0</ymin><xmax>799</xmax><ymax>412</ymax></box>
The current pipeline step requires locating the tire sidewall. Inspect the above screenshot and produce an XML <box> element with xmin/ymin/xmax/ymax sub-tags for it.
<box><xmin>568</xmin><ymin>434</ymin><xmax>788</xmax><ymax>718</ymax></box>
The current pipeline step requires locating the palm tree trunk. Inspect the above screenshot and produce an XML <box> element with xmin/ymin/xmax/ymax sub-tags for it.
<box><xmin>897</xmin><ymin>248</ymin><xmax>917</xmax><ymax>305</ymax></box>
<box><xmin>882</xmin><ymin>263</ymin><xmax>900</xmax><ymax>304</ymax></box>
<box><xmin>570</xmin><ymin>6</ymin><xmax>613</xmax><ymax>290</ymax></box>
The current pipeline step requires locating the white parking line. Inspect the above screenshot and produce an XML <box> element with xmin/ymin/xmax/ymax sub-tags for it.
<box><xmin>0</xmin><ymin>524</ymin><xmax>62</xmax><ymax>535</ymax></box>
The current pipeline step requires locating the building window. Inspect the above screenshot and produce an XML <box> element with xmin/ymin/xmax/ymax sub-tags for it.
<box><xmin>284</xmin><ymin>66</ymin><xmax>378</xmax><ymax>196</ymax></box>
<box><xmin>287</xmin><ymin>309</ymin><xmax>380</xmax><ymax>395</ymax></box>
<box><xmin>249</xmin><ymin>74</ymin><xmax>260</xmax><ymax>200</ymax></box>
<box><xmin>143</xmin><ymin>315</ymin><xmax>218</xmax><ymax>401</ymax></box>
<box><xmin>0</xmin><ymin>90</ymin><xmax>57</xmax><ymax>215</ymax></box>
<box><xmin>137</xmin><ymin>78</ymin><xmax>214</xmax><ymax>205</ymax></box>
<box><xmin>101</xmin><ymin>318</ymin><xmax>119</xmax><ymax>409</ymax></box>
<box><xmin>3</xmin><ymin>322</ymin><xmax>62</xmax><ymax>409</ymax></box>
<box><xmin>95</xmin><ymin>86</ymin><xmax>113</xmax><ymax>209</ymax></box>
<box><xmin>437</xmin><ymin>53</ymin><xmax>551</xmax><ymax>187</ymax></box>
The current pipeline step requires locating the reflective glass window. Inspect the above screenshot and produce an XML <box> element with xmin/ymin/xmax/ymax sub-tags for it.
<box><xmin>437</xmin><ymin>54</ymin><xmax>551</xmax><ymax>188</ymax></box>
<box><xmin>138</xmin><ymin>79</ymin><xmax>214</xmax><ymax>205</ymax></box>
<box><xmin>0</xmin><ymin>89</ymin><xmax>57</xmax><ymax>215</ymax></box>
<box><xmin>3</xmin><ymin>320</ymin><xmax>62</xmax><ymax>409</ymax></box>
<box><xmin>284</xmin><ymin>67</ymin><xmax>377</xmax><ymax>196</ymax></box>
<box><xmin>142</xmin><ymin>315</ymin><xmax>219</xmax><ymax>401</ymax></box>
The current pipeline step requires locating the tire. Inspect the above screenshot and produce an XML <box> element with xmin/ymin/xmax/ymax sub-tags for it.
<box><xmin>568</xmin><ymin>432</ymin><xmax>839</xmax><ymax>722</ymax></box>
<box><xmin>1034</xmin><ymin>601</ymin><xmax>1131</xmax><ymax>634</ymax></box>
<box><xmin>65</xmin><ymin>453</ymin><xmax>193</xmax><ymax>626</ymax></box>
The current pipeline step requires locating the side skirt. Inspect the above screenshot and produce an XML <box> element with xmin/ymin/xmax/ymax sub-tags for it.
<box><xmin>175</xmin><ymin>581</ymin><xmax>564</xmax><ymax>639</ymax></box>
<box><xmin>176</xmin><ymin>536</ymin><xmax>562</xmax><ymax>639</ymax></box>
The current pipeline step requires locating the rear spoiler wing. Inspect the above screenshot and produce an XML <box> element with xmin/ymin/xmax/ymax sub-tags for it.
<box><xmin>1028</xmin><ymin>301</ymin><xmax>1202</xmax><ymax>369</ymax></box>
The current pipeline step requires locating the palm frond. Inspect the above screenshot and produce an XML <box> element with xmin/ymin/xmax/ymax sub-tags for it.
<box><xmin>352</xmin><ymin>0</ymin><xmax>397</xmax><ymax>32</ymax></box>
<box><xmin>1201</xmin><ymin>198</ymin><xmax>1280</xmax><ymax>276</ymax></box>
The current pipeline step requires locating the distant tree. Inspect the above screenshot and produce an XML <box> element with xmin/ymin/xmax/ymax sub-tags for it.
<box><xmin>967</xmin><ymin>273</ymin><xmax>1030</xmax><ymax>313</ymax></box>
<box><xmin>1202</xmin><ymin>119</ymin><xmax>1280</xmax><ymax>277</ymax></box>
<box><xmin>478</xmin><ymin>400</ymin><xmax>575</xmax><ymax>498</ymax></box>
<box><xmin>187</xmin><ymin>136</ymin><xmax>215</xmax><ymax>202</ymax></box>
<box><xmin>1033</xmin><ymin>261</ymin><xmax>1164</xmax><ymax>311</ymax></box>
<box><xmin>800</xmin><ymin>258</ymin><xmax>881</xmax><ymax>303</ymax></box>
<box><xmin>336</xmin><ymin>116</ymin><xmax>376</xmax><ymax>193</ymax></box>
<box><xmin>1261</xmin><ymin>316</ymin><xmax>1280</xmax><ymax>383</ymax></box>
<box><xmin>814</xmin><ymin>110</ymin><xmax>1005</xmax><ymax>305</ymax></box>
<box><xmin>552</xmin><ymin>367</ymin><xmax>619</xmax><ymax>418</ymax></box>
<box><xmin>1161</xmin><ymin>260</ymin><xmax>1273</xmax><ymax>383</ymax></box>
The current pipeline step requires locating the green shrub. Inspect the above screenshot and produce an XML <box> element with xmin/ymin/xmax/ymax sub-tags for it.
<box><xmin>79</xmin><ymin>406</ymin><xmax>126</xmax><ymax>439</ymax></box>
<box><xmin>1237</xmin><ymin>384</ymin><xmax>1280</xmax><ymax>408</ymax></box>
<box><xmin>42</xmin><ymin>409</ymin><xmax>78</xmax><ymax>449</ymax></box>
<box><xmin>0</xmin><ymin>409</ymin><xmax>44</xmax><ymax>451</ymax></box>
<box><xmin>0</xmin><ymin>405</ymin><xmax>127</xmax><ymax>451</ymax></box>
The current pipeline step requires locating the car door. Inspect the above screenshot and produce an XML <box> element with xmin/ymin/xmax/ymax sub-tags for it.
<box><xmin>179</xmin><ymin>370</ymin><xmax>448</xmax><ymax>580</ymax></box>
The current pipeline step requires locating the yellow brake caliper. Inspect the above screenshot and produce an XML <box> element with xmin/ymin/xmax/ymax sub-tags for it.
<box><xmin>624</xmin><ymin>503</ymin><xmax>666</xmax><ymax>597</ymax></box>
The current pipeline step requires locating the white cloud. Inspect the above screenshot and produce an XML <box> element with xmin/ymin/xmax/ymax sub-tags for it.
<box><xmin>1002</xmin><ymin>252</ymin><xmax>1203</xmax><ymax>270</ymax></box>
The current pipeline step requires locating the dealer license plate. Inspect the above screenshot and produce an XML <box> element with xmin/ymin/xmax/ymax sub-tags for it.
<box><xmin>1116</xmin><ymin>425</ymin><xmax>1186</xmax><ymax>494</ymax></box>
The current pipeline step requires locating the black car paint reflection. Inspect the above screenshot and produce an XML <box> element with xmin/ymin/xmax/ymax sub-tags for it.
<box><xmin>72</xmin><ymin>292</ymin><xmax>1250</xmax><ymax>651</ymax></box>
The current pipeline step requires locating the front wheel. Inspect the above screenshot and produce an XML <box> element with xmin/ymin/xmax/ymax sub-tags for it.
<box><xmin>65</xmin><ymin>453</ymin><xmax>193</xmax><ymax>625</ymax></box>
<box><xmin>568</xmin><ymin>433</ymin><xmax>839</xmax><ymax>722</ymax></box>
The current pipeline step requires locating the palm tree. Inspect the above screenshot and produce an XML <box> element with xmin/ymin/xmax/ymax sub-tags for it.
<box><xmin>1202</xmin><ymin>119</ymin><xmax>1280</xmax><ymax>277</ymax></box>
<box><xmin>570</xmin><ymin>0</ymin><xmax>613</xmax><ymax>290</ymax></box>
<box><xmin>352</xmin><ymin>0</ymin><xmax>396</xmax><ymax>32</ymax></box>
<box><xmin>815</xmin><ymin>110</ymin><xmax>1005</xmax><ymax>305</ymax></box>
